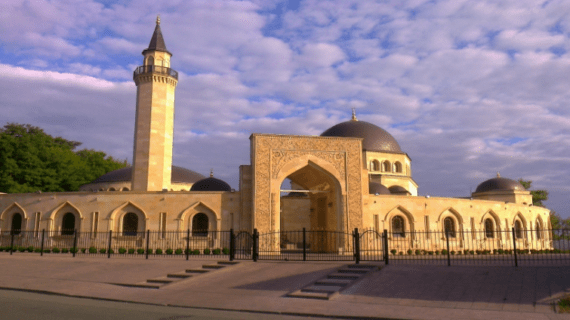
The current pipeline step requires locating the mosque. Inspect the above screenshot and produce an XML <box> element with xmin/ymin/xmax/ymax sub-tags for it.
<box><xmin>0</xmin><ymin>19</ymin><xmax>552</xmax><ymax>253</ymax></box>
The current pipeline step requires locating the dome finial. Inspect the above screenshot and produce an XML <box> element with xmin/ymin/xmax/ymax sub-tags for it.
<box><xmin>156</xmin><ymin>15</ymin><xmax>160</xmax><ymax>25</ymax></box>
<box><xmin>351</xmin><ymin>108</ymin><xmax>358</xmax><ymax>121</ymax></box>
<box><xmin>210</xmin><ymin>168</ymin><xmax>214</xmax><ymax>177</ymax></box>
<box><xmin>496</xmin><ymin>172</ymin><xmax>501</xmax><ymax>178</ymax></box>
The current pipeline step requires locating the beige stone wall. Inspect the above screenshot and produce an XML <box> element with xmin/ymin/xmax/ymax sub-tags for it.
<box><xmin>0</xmin><ymin>191</ymin><xmax>240</xmax><ymax>234</ymax></box>
<box><xmin>362</xmin><ymin>194</ymin><xmax>552</xmax><ymax>250</ymax></box>
<box><xmin>79</xmin><ymin>181</ymin><xmax>194</xmax><ymax>192</ymax></box>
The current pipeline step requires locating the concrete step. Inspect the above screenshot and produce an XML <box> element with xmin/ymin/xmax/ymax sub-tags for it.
<box><xmin>217</xmin><ymin>261</ymin><xmax>239</xmax><ymax>265</ymax></box>
<box><xmin>327</xmin><ymin>273</ymin><xmax>361</xmax><ymax>280</ymax></box>
<box><xmin>113</xmin><ymin>282</ymin><xmax>161</xmax><ymax>289</ymax></box>
<box><xmin>314</xmin><ymin>278</ymin><xmax>351</xmax><ymax>286</ymax></box>
<box><xmin>202</xmin><ymin>264</ymin><xmax>225</xmax><ymax>269</ymax></box>
<box><xmin>338</xmin><ymin>268</ymin><xmax>369</xmax><ymax>274</ymax></box>
<box><xmin>302</xmin><ymin>285</ymin><xmax>343</xmax><ymax>293</ymax></box>
<box><xmin>347</xmin><ymin>264</ymin><xmax>379</xmax><ymax>270</ymax></box>
<box><xmin>146</xmin><ymin>278</ymin><xmax>175</xmax><ymax>284</ymax></box>
<box><xmin>287</xmin><ymin>290</ymin><xmax>330</xmax><ymax>300</ymax></box>
<box><xmin>185</xmin><ymin>269</ymin><xmax>210</xmax><ymax>273</ymax></box>
<box><xmin>167</xmin><ymin>273</ymin><xmax>192</xmax><ymax>279</ymax></box>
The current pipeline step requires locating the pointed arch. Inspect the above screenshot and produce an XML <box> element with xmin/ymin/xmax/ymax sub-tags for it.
<box><xmin>108</xmin><ymin>201</ymin><xmax>148</xmax><ymax>221</ymax></box>
<box><xmin>49</xmin><ymin>201</ymin><xmax>83</xmax><ymax>221</ymax></box>
<box><xmin>178</xmin><ymin>201</ymin><xmax>219</xmax><ymax>221</ymax></box>
<box><xmin>384</xmin><ymin>205</ymin><xmax>415</xmax><ymax>224</ymax></box>
<box><xmin>108</xmin><ymin>201</ymin><xmax>148</xmax><ymax>235</ymax></box>
<box><xmin>383</xmin><ymin>206</ymin><xmax>415</xmax><ymax>237</ymax></box>
<box><xmin>177</xmin><ymin>201</ymin><xmax>218</xmax><ymax>233</ymax></box>
<box><xmin>481</xmin><ymin>210</ymin><xmax>501</xmax><ymax>239</ymax></box>
<box><xmin>49</xmin><ymin>201</ymin><xmax>83</xmax><ymax>233</ymax></box>
<box><xmin>437</xmin><ymin>207</ymin><xmax>463</xmax><ymax>225</ymax></box>
<box><xmin>276</xmin><ymin>155</ymin><xmax>345</xmax><ymax>194</ymax></box>
<box><xmin>0</xmin><ymin>202</ymin><xmax>27</xmax><ymax>221</ymax></box>
<box><xmin>512</xmin><ymin>212</ymin><xmax>527</xmax><ymax>228</ymax></box>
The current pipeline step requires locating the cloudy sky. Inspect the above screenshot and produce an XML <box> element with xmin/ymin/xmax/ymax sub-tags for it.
<box><xmin>1</xmin><ymin>0</ymin><xmax>568</xmax><ymax>217</ymax></box>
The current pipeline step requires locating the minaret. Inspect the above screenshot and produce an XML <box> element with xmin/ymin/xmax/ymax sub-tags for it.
<box><xmin>131</xmin><ymin>16</ymin><xmax>178</xmax><ymax>191</ymax></box>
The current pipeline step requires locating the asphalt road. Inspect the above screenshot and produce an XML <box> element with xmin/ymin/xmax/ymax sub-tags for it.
<box><xmin>0</xmin><ymin>289</ymin><xmax>352</xmax><ymax>320</ymax></box>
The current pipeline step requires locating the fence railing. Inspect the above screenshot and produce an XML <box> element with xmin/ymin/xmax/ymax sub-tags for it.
<box><xmin>1</xmin><ymin>228</ymin><xmax>568</xmax><ymax>266</ymax></box>
<box><xmin>133</xmin><ymin>65</ymin><xmax>178</xmax><ymax>80</ymax></box>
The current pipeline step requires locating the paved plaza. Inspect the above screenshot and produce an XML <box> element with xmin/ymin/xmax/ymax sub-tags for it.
<box><xmin>0</xmin><ymin>253</ymin><xmax>569</xmax><ymax>319</ymax></box>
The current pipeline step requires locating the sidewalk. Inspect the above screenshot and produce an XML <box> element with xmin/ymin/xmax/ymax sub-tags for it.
<box><xmin>0</xmin><ymin>253</ymin><xmax>569</xmax><ymax>319</ymax></box>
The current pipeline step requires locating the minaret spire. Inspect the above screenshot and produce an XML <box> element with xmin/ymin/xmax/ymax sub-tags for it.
<box><xmin>131</xmin><ymin>19</ymin><xmax>178</xmax><ymax>191</ymax></box>
<box><xmin>351</xmin><ymin>108</ymin><xmax>358</xmax><ymax>121</ymax></box>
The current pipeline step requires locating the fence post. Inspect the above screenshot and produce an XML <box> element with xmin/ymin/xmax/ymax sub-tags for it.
<box><xmin>354</xmin><ymin>228</ymin><xmax>360</xmax><ymax>264</ymax></box>
<box><xmin>512</xmin><ymin>227</ymin><xmax>518</xmax><ymax>267</ymax></box>
<box><xmin>253</xmin><ymin>229</ymin><xmax>258</xmax><ymax>262</ymax></box>
<box><xmin>145</xmin><ymin>230</ymin><xmax>150</xmax><ymax>260</ymax></box>
<box><xmin>9</xmin><ymin>231</ymin><xmax>15</xmax><ymax>255</ymax></box>
<box><xmin>72</xmin><ymin>229</ymin><xmax>78</xmax><ymax>258</ymax></box>
<box><xmin>186</xmin><ymin>229</ymin><xmax>190</xmax><ymax>260</ymax></box>
<box><xmin>40</xmin><ymin>229</ymin><xmax>45</xmax><ymax>256</ymax></box>
<box><xmin>302</xmin><ymin>228</ymin><xmax>307</xmax><ymax>261</ymax></box>
<box><xmin>229</xmin><ymin>229</ymin><xmax>235</xmax><ymax>261</ymax></box>
<box><xmin>383</xmin><ymin>229</ymin><xmax>389</xmax><ymax>265</ymax></box>
<box><xmin>446</xmin><ymin>231</ymin><xmax>451</xmax><ymax>266</ymax></box>
<box><xmin>107</xmin><ymin>230</ymin><xmax>113</xmax><ymax>259</ymax></box>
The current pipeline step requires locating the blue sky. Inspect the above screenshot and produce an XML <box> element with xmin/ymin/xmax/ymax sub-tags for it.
<box><xmin>0</xmin><ymin>0</ymin><xmax>569</xmax><ymax>218</ymax></box>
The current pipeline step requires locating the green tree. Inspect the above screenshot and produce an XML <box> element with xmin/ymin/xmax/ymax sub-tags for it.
<box><xmin>0</xmin><ymin>123</ymin><xmax>127</xmax><ymax>193</ymax></box>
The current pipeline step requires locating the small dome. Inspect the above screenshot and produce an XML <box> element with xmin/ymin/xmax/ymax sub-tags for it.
<box><xmin>389</xmin><ymin>185</ymin><xmax>409</xmax><ymax>195</ymax></box>
<box><xmin>190</xmin><ymin>177</ymin><xmax>232</xmax><ymax>192</ymax></box>
<box><xmin>369</xmin><ymin>182</ymin><xmax>390</xmax><ymax>195</ymax></box>
<box><xmin>320</xmin><ymin>116</ymin><xmax>401</xmax><ymax>153</ymax></box>
<box><xmin>91</xmin><ymin>166</ymin><xmax>205</xmax><ymax>184</ymax></box>
<box><xmin>475</xmin><ymin>173</ymin><xmax>525</xmax><ymax>193</ymax></box>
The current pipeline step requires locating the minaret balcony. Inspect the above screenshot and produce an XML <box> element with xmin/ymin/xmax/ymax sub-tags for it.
<box><xmin>133</xmin><ymin>65</ymin><xmax>178</xmax><ymax>80</ymax></box>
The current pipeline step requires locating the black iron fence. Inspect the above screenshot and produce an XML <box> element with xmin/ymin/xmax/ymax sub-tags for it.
<box><xmin>1</xmin><ymin>228</ymin><xmax>569</xmax><ymax>266</ymax></box>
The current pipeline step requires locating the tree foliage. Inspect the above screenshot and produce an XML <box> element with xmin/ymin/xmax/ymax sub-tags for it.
<box><xmin>0</xmin><ymin>123</ymin><xmax>127</xmax><ymax>193</ymax></box>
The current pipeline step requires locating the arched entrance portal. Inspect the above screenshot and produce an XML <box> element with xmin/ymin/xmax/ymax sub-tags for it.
<box><xmin>279</xmin><ymin>162</ymin><xmax>342</xmax><ymax>232</ymax></box>
<box><xmin>278</xmin><ymin>161</ymin><xmax>344</xmax><ymax>253</ymax></box>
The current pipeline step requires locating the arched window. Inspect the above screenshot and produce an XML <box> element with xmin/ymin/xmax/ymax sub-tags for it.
<box><xmin>11</xmin><ymin>213</ymin><xmax>22</xmax><ymax>235</ymax></box>
<box><xmin>382</xmin><ymin>161</ymin><xmax>391</xmax><ymax>172</ymax></box>
<box><xmin>484</xmin><ymin>218</ymin><xmax>494</xmax><ymax>238</ymax></box>
<box><xmin>394</xmin><ymin>162</ymin><xmax>402</xmax><ymax>173</ymax></box>
<box><xmin>536</xmin><ymin>220</ymin><xmax>543</xmax><ymax>239</ymax></box>
<box><xmin>147</xmin><ymin>56</ymin><xmax>154</xmax><ymax>66</ymax></box>
<box><xmin>392</xmin><ymin>216</ymin><xmax>405</xmax><ymax>237</ymax></box>
<box><xmin>121</xmin><ymin>187</ymin><xmax>129</xmax><ymax>191</ymax></box>
<box><xmin>123</xmin><ymin>212</ymin><xmax>138</xmax><ymax>236</ymax></box>
<box><xmin>444</xmin><ymin>217</ymin><xmax>456</xmax><ymax>238</ymax></box>
<box><xmin>61</xmin><ymin>212</ymin><xmax>75</xmax><ymax>235</ymax></box>
<box><xmin>515</xmin><ymin>220</ymin><xmax>523</xmax><ymax>239</ymax></box>
<box><xmin>373</xmin><ymin>160</ymin><xmax>380</xmax><ymax>171</ymax></box>
<box><xmin>192</xmin><ymin>213</ymin><xmax>209</xmax><ymax>237</ymax></box>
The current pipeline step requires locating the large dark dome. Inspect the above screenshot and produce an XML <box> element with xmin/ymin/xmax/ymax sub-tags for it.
<box><xmin>91</xmin><ymin>166</ymin><xmax>205</xmax><ymax>184</ymax></box>
<box><xmin>190</xmin><ymin>177</ymin><xmax>232</xmax><ymax>192</ymax></box>
<box><xmin>320</xmin><ymin>118</ymin><xmax>402</xmax><ymax>153</ymax></box>
<box><xmin>475</xmin><ymin>174</ymin><xmax>525</xmax><ymax>193</ymax></box>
